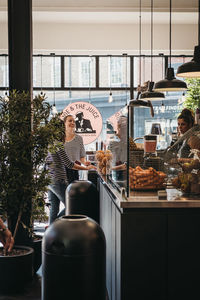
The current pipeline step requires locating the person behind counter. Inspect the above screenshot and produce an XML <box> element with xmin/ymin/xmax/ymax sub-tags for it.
<box><xmin>64</xmin><ymin>115</ymin><xmax>91</xmax><ymax>183</ymax></box>
<box><xmin>177</xmin><ymin>108</ymin><xmax>195</xmax><ymax>158</ymax></box>
<box><xmin>47</xmin><ymin>117</ymin><xmax>96</xmax><ymax>224</ymax></box>
<box><xmin>0</xmin><ymin>217</ymin><xmax>14</xmax><ymax>253</ymax></box>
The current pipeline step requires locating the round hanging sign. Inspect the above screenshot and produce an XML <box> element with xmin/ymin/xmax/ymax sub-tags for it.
<box><xmin>61</xmin><ymin>101</ymin><xmax>103</xmax><ymax>145</ymax></box>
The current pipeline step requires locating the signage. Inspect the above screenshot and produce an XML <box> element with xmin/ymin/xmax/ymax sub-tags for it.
<box><xmin>61</xmin><ymin>101</ymin><xmax>103</xmax><ymax>145</ymax></box>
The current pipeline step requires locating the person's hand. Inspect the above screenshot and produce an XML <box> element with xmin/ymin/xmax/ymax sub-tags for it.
<box><xmin>84</xmin><ymin>161</ymin><xmax>91</xmax><ymax>166</ymax></box>
<box><xmin>87</xmin><ymin>165</ymin><xmax>97</xmax><ymax>170</ymax></box>
<box><xmin>0</xmin><ymin>229</ymin><xmax>14</xmax><ymax>253</ymax></box>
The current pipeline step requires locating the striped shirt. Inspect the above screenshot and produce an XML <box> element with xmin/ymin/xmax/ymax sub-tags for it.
<box><xmin>64</xmin><ymin>134</ymin><xmax>86</xmax><ymax>161</ymax></box>
<box><xmin>46</xmin><ymin>147</ymin><xmax>74</xmax><ymax>183</ymax></box>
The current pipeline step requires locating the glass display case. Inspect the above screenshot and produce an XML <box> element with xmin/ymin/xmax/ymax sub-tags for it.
<box><xmin>104</xmin><ymin>101</ymin><xmax>200</xmax><ymax>198</ymax></box>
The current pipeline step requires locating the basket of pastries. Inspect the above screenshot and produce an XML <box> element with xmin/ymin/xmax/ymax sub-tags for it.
<box><xmin>129</xmin><ymin>166</ymin><xmax>167</xmax><ymax>190</ymax></box>
<box><xmin>95</xmin><ymin>150</ymin><xmax>113</xmax><ymax>175</ymax></box>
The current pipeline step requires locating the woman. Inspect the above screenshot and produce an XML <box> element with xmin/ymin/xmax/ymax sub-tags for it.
<box><xmin>177</xmin><ymin>108</ymin><xmax>195</xmax><ymax>158</ymax></box>
<box><xmin>63</xmin><ymin>115</ymin><xmax>90</xmax><ymax>183</ymax></box>
<box><xmin>47</xmin><ymin>118</ymin><xmax>96</xmax><ymax>224</ymax></box>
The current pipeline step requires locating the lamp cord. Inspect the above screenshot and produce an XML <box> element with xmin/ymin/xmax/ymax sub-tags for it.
<box><xmin>151</xmin><ymin>0</ymin><xmax>153</xmax><ymax>82</ymax></box>
<box><xmin>40</xmin><ymin>55</ymin><xmax>43</xmax><ymax>95</ymax></box>
<box><xmin>139</xmin><ymin>0</ymin><xmax>142</xmax><ymax>86</ymax></box>
<box><xmin>89</xmin><ymin>57</ymin><xmax>92</xmax><ymax>103</ymax></box>
<box><xmin>169</xmin><ymin>0</ymin><xmax>172</xmax><ymax>68</ymax></box>
<box><xmin>109</xmin><ymin>55</ymin><xmax>112</xmax><ymax>94</ymax></box>
<box><xmin>53</xmin><ymin>54</ymin><xmax>56</xmax><ymax>106</ymax></box>
<box><xmin>5</xmin><ymin>55</ymin><xmax>8</xmax><ymax>94</ymax></box>
<box><xmin>199</xmin><ymin>0</ymin><xmax>200</xmax><ymax>45</ymax></box>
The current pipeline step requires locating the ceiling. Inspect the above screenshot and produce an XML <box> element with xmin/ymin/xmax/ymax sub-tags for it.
<box><xmin>0</xmin><ymin>0</ymin><xmax>198</xmax><ymax>24</ymax></box>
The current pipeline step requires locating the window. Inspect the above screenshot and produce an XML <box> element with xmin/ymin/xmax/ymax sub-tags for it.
<box><xmin>110</xmin><ymin>57</ymin><xmax>123</xmax><ymax>86</ymax></box>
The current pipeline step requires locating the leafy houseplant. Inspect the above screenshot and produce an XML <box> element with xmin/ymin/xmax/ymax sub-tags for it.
<box><xmin>0</xmin><ymin>91</ymin><xmax>60</xmax><ymax>245</ymax></box>
<box><xmin>184</xmin><ymin>78</ymin><xmax>200</xmax><ymax>111</ymax></box>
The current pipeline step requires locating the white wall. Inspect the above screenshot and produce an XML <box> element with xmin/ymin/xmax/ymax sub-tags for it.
<box><xmin>0</xmin><ymin>21</ymin><xmax>197</xmax><ymax>55</ymax></box>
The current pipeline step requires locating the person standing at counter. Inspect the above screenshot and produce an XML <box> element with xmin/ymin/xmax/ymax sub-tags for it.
<box><xmin>177</xmin><ymin>108</ymin><xmax>195</xmax><ymax>158</ymax></box>
<box><xmin>47</xmin><ymin>118</ymin><xmax>96</xmax><ymax>224</ymax></box>
<box><xmin>63</xmin><ymin>115</ymin><xmax>91</xmax><ymax>183</ymax></box>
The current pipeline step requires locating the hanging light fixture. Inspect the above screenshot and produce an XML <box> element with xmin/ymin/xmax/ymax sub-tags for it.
<box><xmin>51</xmin><ymin>53</ymin><xmax>58</xmax><ymax>115</ymax></box>
<box><xmin>40</xmin><ymin>55</ymin><xmax>43</xmax><ymax>96</ymax></box>
<box><xmin>88</xmin><ymin>56</ymin><xmax>92</xmax><ymax>103</ymax></box>
<box><xmin>4</xmin><ymin>55</ymin><xmax>9</xmax><ymax>101</ymax></box>
<box><xmin>154</xmin><ymin>0</ymin><xmax>187</xmax><ymax>91</ymax></box>
<box><xmin>161</xmin><ymin>101</ymin><xmax>165</xmax><ymax>113</ymax></box>
<box><xmin>123</xmin><ymin>53</ymin><xmax>128</xmax><ymax>105</ymax></box>
<box><xmin>177</xmin><ymin>0</ymin><xmax>200</xmax><ymax>77</ymax></box>
<box><xmin>108</xmin><ymin>55</ymin><xmax>113</xmax><ymax>103</ymax></box>
<box><xmin>140</xmin><ymin>0</ymin><xmax>165</xmax><ymax>100</ymax></box>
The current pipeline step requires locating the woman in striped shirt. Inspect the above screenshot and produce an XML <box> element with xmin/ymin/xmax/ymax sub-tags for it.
<box><xmin>63</xmin><ymin>115</ymin><xmax>90</xmax><ymax>183</ymax></box>
<box><xmin>47</xmin><ymin>119</ymin><xmax>96</xmax><ymax>224</ymax></box>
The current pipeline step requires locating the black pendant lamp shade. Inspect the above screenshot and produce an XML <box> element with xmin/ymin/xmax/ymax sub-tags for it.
<box><xmin>140</xmin><ymin>0</ymin><xmax>165</xmax><ymax>100</ymax></box>
<box><xmin>154</xmin><ymin>67</ymin><xmax>187</xmax><ymax>91</ymax></box>
<box><xmin>177</xmin><ymin>0</ymin><xmax>200</xmax><ymax>78</ymax></box>
<box><xmin>177</xmin><ymin>46</ymin><xmax>200</xmax><ymax>77</ymax></box>
<box><xmin>177</xmin><ymin>47</ymin><xmax>200</xmax><ymax>78</ymax></box>
<box><xmin>154</xmin><ymin>0</ymin><xmax>187</xmax><ymax>92</ymax></box>
<box><xmin>140</xmin><ymin>81</ymin><xmax>165</xmax><ymax>100</ymax></box>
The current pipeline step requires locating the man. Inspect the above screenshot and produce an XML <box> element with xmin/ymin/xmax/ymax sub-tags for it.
<box><xmin>75</xmin><ymin>112</ymin><xmax>93</xmax><ymax>132</ymax></box>
<box><xmin>0</xmin><ymin>218</ymin><xmax>14</xmax><ymax>253</ymax></box>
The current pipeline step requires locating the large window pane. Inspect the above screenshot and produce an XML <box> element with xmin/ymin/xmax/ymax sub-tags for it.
<box><xmin>64</xmin><ymin>57</ymin><xmax>95</xmax><ymax>87</ymax></box>
<box><xmin>134</xmin><ymin>56</ymin><xmax>164</xmax><ymax>87</ymax></box>
<box><xmin>0</xmin><ymin>56</ymin><xmax>8</xmax><ymax>88</ymax></box>
<box><xmin>33</xmin><ymin>56</ymin><xmax>61</xmax><ymax>88</ymax></box>
<box><xmin>99</xmin><ymin>56</ymin><xmax>130</xmax><ymax>87</ymax></box>
<box><xmin>133</xmin><ymin>92</ymin><xmax>183</xmax><ymax>148</ymax></box>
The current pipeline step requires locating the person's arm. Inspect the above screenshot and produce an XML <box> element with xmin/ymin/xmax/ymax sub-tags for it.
<box><xmin>57</xmin><ymin>147</ymin><xmax>96</xmax><ymax>171</ymax></box>
<box><xmin>80</xmin><ymin>157</ymin><xmax>91</xmax><ymax>166</ymax></box>
<box><xmin>73</xmin><ymin>163</ymin><xmax>96</xmax><ymax>171</ymax></box>
<box><xmin>0</xmin><ymin>218</ymin><xmax>14</xmax><ymax>253</ymax></box>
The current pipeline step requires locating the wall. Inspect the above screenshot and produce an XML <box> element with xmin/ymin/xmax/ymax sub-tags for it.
<box><xmin>0</xmin><ymin>20</ymin><xmax>197</xmax><ymax>55</ymax></box>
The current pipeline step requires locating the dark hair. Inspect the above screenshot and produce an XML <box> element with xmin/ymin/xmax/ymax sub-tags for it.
<box><xmin>178</xmin><ymin>108</ymin><xmax>195</xmax><ymax>127</ymax></box>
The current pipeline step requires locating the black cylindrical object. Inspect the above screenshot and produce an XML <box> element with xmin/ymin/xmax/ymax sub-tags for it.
<box><xmin>66</xmin><ymin>180</ymin><xmax>99</xmax><ymax>223</ymax></box>
<box><xmin>42</xmin><ymin>215</ymin><xmax>106</xmax><ymax>300</ymax></box>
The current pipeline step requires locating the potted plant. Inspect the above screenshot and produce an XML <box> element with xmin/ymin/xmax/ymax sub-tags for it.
<box><xmin>184</xmin><ymin>78</ymin><xmax>200</xmax><ymax>111</ymax></box>
<box><xmin>0</xmin><ymin>91</ymin><xmax>60</xmax><ymax>292</ymax></box>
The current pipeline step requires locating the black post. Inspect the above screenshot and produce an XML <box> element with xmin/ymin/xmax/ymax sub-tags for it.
<box><xmin>8</xmin><ymin>0</ymin><xmax>33</xmax><ymax>93</ymax></box>
<box><xmin>8</xmin><ymin>0</ymin><xmax>33</xmax><ymax>245</ymax></box>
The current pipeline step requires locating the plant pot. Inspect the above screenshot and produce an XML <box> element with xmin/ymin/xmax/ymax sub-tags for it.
<box><xmin>32</xmin><ymin>235</ymin><xmax>43</xmax><ymax>273</ymax></box>
<box><xmin>0</xmin><ymin>245</ymin><xmax>34</xmax><ymax>293</ymax></box>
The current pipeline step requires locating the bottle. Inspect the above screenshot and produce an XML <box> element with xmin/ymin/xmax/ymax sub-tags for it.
<box><xmin>195</xmin><ymin>107</ymin><xmax>200</xmax><ymax>125</ymax></box>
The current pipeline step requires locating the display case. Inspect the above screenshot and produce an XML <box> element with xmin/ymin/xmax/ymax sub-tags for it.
<box><xmin>103</xmin><ymin>100</ymin><xmax>200</xmax><ymax>198</ymax></box>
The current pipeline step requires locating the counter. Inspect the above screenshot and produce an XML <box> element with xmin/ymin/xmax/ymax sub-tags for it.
<box><xmin>98</xmin><ymin>174</ymin><xmax>200</xmax><ymax>300</ymax></box>
<box><xmin>101</xmin><ymin>174</ymin><xmax>200</xmax><ymax>208</ymax></box>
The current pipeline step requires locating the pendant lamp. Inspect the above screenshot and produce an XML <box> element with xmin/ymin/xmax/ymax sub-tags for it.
<box><xmin>177</xmin><ymin>0</ymin><xmax>200</xmax><ymax>77</ymax></box>
<box><xmin>108</xmin><ymin>55</ymin><xmax>113</xmax><ymax>103</ymax></box>
<box><xmin>130</xmin><ymin>0</ymin><xmax>149</xmax><ymax>104</ymax></box>
<box><xmin>4</xmin><ymin>55</ymin><xmax>9</xmax><ymax>101</ymax></box>
<box><xmin>40</xmin><ymin>55</ymin><xmax>43</xmax><ymax>95</ymax></box>
<box><xmin>88</xmin><ymin>56</ymin><xmax>92</xmax><ymax>103</ymax></box>
<box><xmin>51</xmin><ymin>53</ymin><xmax>58</xmax><ymax>115</ymax></box>
<box><xmin>140</xmin><ymin>0</ymin><xmax>165</xmax><ymax>100</ymax></box>
<box><xmin>154</xmin><ymin>0</ymin><xmax>187</xmax><ymax>91</ymax></box>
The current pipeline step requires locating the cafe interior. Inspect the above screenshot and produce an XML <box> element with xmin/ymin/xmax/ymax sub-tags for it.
<box><xmin>0</xmin><ymin>0</ymin><xmax>200</xmax><ymax>299</ymax></box>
